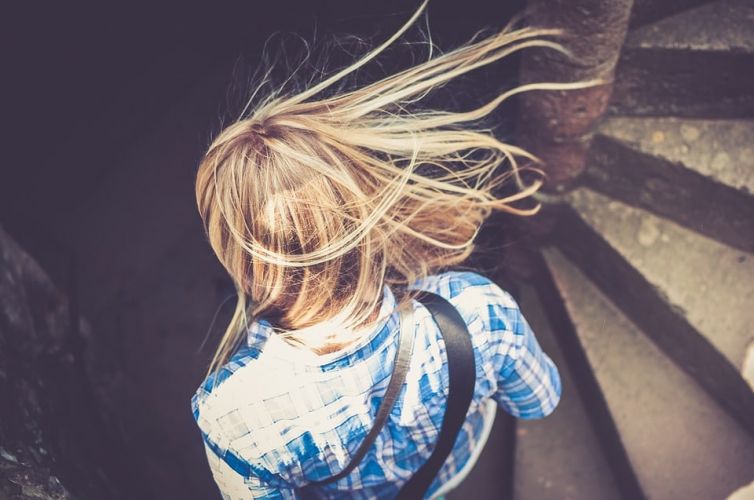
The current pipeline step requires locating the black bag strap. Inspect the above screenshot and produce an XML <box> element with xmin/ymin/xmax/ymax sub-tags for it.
<box><xmin>398</xmin><ymin>291</ymin><xmax>476</xmax><ymax>499</ymax></box>
<box><xmin>307</xmin><ymin>291</ymin><xmax>476</xmax><ymax>499</ymax></box>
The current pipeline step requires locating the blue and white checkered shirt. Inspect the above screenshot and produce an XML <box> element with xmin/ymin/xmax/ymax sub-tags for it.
<box><xmin>192</xmin><ymin>271</ymin><xmax>561</xmax><ymax>499</ymax></box>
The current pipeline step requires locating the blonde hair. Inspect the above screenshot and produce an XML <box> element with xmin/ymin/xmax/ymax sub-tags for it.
<box><xmin>195</xmin><ymin>1</ymin><xmax>600</xmax><ymax>378</ymax></box>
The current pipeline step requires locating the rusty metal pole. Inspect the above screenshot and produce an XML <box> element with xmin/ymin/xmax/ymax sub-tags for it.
<box><xmin>517</xmin><ymin>0</ymin><xmax>634</xmax><ymax>190</ymax></box>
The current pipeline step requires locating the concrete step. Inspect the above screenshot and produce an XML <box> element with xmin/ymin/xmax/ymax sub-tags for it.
<box><xmin>543</xmin><ymin>248</ymin><xmax>754</xmax><ymax>500</ymax></box>
<box><xmin>610</xmin><ymin>0</ymin><xmax>754</xmax><ymax>118</ymax></box>
<box><xmin>628</xmin><ymin>0</ymin><xmax>714</xmax><ymax>28</ymax></box>
<box><xmin>446</xmin><ymin>409</ymin><xmax>516</xmax><ymax>500</ymax></box>
<box><xmin>513</xmin><ymin>285</ymin><xmax>621</xmax><ymax>500</ymax></box>
<box><xmin>584</xmin><ymin>117</ymin><xmax>754</xmax><ymax>252</ymax></box>
<box><xmin>553</xmin><ymin>188</ymin><xmax>754</xmax><ymax>434</ymax></box>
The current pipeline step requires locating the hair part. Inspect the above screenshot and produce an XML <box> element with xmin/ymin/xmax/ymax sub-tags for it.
<box><xmin>195</xmin><ymin>0</ymin><xmax>603</xmax><ymax>380</ymax></box>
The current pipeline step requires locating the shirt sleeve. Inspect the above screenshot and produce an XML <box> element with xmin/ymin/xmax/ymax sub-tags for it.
<box><xmin>202</xmin><ymin>441</ymin><xmax>295</xmax><ymax>500</ymax></box>
<box><xmin>476</xmin><ymin>279</ymin><xmax>562</xmax><ymax>419</ymax></box>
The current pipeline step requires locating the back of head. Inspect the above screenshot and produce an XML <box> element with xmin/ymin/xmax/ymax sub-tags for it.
<box><xmin>195</xmin><ymin>1</ymin><xmax>599</xmax><ymax>375</ymax></box>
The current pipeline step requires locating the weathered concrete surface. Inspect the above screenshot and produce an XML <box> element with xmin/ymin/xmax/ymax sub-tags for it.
<box><xmin>585</xmin><ymin>117</ymin><xmax>754</xmax><ymax>252</ymax></box>
<box><xmin>626</xmin><ymin>0</ymin><xmax>754</xmax><ymax>52</ymax></box>
<box><xmin>517</xmin><ymin>0</ymin><xmax>633</xmax><ymax>187</ymax></box>
<box><xmin>446</xmin><ymin>409</ymin><xmax>515</xmax><ymax>500</ymax></box>
<box><xmin>628</xmin><ymin>0</ymin><xmax>711</xmax><ymax>28</ymax></box>
<box><xmin>551</xmin><ymin>188</ymin><xmax>754</xmax><ymax>434</ymax></box>
<box><xmin>610</xmin><ymin>0</ymin><xmax>754</xmax><ymax>117</ymax></box>
<box><xmin>514</xmin><ymin>286</ymin><xmax>620</xmax><ymax>500</ymax></box>
<box><xmin>567</xmin><ymin>188</ymin><xmax>754</xmax><ymax>373</ymax></box>
<box><xmin>0</xmin><ymin>225</ymin><xmax>132</xmax><ymax>499</ymax></box>
<box><xmin>545</xmin><ymin>248</ymin><xmax>754</xmax><ymax>500</ymax></box>
<box><xmin>597</xmin><ymin>117</ymin><xmax>754</xmax><ymax>196</ymax></box>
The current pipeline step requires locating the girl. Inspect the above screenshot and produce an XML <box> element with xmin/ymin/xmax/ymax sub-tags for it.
<box><xmin>192</xmin><ymin>2</ymin><xmax>594</xmax><ymax>498</ymax></box>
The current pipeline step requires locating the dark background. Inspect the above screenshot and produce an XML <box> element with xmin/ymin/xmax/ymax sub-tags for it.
<box><xmin>2</xmin><ymin>2</ymin><xmax>524</xmax><ymax>498</ymax></box>
<box><xmin>2</xmin><ymin>1</ymin><xmax>525</xmax><ymax>236</ymax></box>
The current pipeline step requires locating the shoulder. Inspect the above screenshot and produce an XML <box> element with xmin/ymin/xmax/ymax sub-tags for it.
<box><xmin>191</xmin><ymin>344</ymin><xmax>293</xmax><ymax>481</ymax></box>
<box><xmin>408</xmin><ymin>271</ymin><xmax>529</xmax><ymax>365</ymax></box>
<box><xmin>409</xmin><ymin>270</ymin><xmax>520</xmax><ymax>323</ymax></box>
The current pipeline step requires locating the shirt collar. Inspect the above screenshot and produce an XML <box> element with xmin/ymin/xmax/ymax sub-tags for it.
<box><xmin>245</xmin><ymin>284</ymin><xmax>398</xmax><ymax>368</ymax></box>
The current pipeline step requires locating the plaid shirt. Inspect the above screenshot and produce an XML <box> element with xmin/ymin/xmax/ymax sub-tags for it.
<box><xmin>192</xmin><ymin>271</ymin><xmax>561</xmax><ymax>499</ymax></box>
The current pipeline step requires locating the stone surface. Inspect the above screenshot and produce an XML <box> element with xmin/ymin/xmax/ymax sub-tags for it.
<box><xmin>513</xmin><ymin>286</ymin><xmax>620</xmax><ymax>500</ymax></box>
<box><xmin>598</xmin><ymin>117</ymin><xmax>754</xmax><ymax>195</ymax></box>
<box><xmin>610</xmin><ymin>0</ymin><xmax>754</xmax><ymax>117</ymax></box>
<box><xmin>552</xmin><ymin>188</ymin><xmax>754</xmax><ymax>435</ymax></box>
<box><xmin>628</xmin><ymin>0</ymin><xmax>711</xmax><ymax>28</ymax></box>
<box><xmin>0</xmin><ymin>225</ymin><xmax>131</xmax><ymax>499</ymax></box>
<box><xmin>545</xmin><ymin>248</ymin><xmax>754</xmax><ymax>500</ymax></box>
<box><xmin>625</xmin><ymin>0</ymin><xmax>754</xmax><ymax>52</ymax></box>
<box><xmin>584</xmin><ymin>116</ymin><xmax>754</xmax><ymax>252</ymax></box>
<box><xmin>566</xmin><ymin>188</ymin><xmax>754</xmax><ymax>374</ymax></box>
<box><xmin>446</xmin><ymin>409</ymin><xmax>515</xmax><ymax>500</ymax></box>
